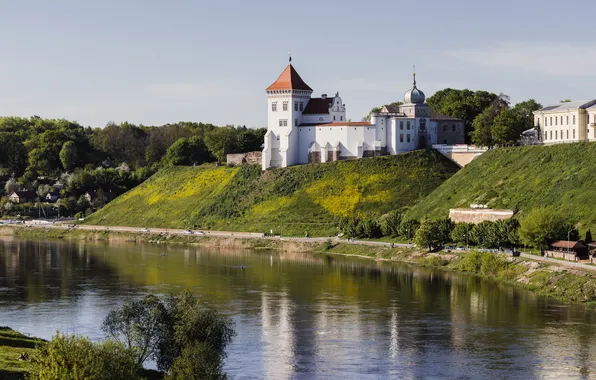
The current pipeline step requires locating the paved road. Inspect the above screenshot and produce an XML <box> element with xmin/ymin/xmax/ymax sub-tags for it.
<box><xmin>12</xmin><ymin>221</ymin><xmax>415</xmax><ymax>248</ymax></box>
<box><xmin>7</xmin><ymin>222</ymin><xmax>596</xmax><ymax>272</ymax></box>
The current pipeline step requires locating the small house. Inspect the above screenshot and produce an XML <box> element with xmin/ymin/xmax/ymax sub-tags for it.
<box><xmin>45</xmin><ymin>192</ymin><xmax>60</xmax><ymax>203</ymax></box>
<box><xmin>84</xmin><ymin>190</ymin><xmax>115</xmax><ymax>204</ymax></box>
<box><xmin>545</xmin><ymin>240</ymin><xmax>589</xmax><ymax>261</ymax></box>
<box><xmin>8</xmin><ymin>191</ymin><xmax>38</xmax><ymax>204</ymax></box>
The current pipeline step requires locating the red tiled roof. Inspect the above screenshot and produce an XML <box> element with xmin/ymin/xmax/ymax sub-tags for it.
<box><xmin>266</xmin><ymin>64</ymin><xmax>312</xmax><ymax>91</ymax></box>
<box><xmin>299</xmin><ymin>122</ymin><xmax>373</xmax><ymax>127</ymax></box>
<box><xmin>303</xmin><ymin>98</ymin><xmax>333</xmax><ymax>114</ymax></box>
<box><xmin>550</xmin><ymin>240</ymin><xmax>582</xmax><ymax>249</ymax></box>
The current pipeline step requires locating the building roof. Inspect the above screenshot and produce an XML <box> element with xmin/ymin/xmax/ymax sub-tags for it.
<box><xmin>303</xmin><ymin>98</ymin><xmax>333</xmax><ymax>114</ymax></box>
<box><xmin>9</xmin><ymin>191</ymin><xmax>37</xmax><ymax>199</ymax></box>
<box><xmin>299</xmin><ymin>122</ymin><xmax>373</xmax><ymax>127</ymax></box>
<box><xmin>266</xmin><ymin>64</ymin><xmax>313</xmax><ymax>92</ymax></box>
<box><xmin>536</xmin><ymin>100</ymin><xmax>596</xmax><ymax>113</ymax></box>
<box><xmin>382</xmin><ymin>104</ymin><xmax>401</xmax><ymax>113</ymax></box>
<box><xmin>550</xmin><ymin>240</ymin><xmax>585</xmax><ymax>249</ymax></box>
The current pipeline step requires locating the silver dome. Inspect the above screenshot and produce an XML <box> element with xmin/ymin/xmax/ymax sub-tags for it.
<box><xmin>403</xmin><ymin>73</ymin><xmax>425</xmax><ymax>104</ymax></box>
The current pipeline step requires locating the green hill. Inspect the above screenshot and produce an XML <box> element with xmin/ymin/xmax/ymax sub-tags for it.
<box><xmin>407</xmin><ymin>142</ymin><xmax>596</xmax><ymax>232</ymax></box>
<box><xmin>85</xmin><ymin>150</ymin><xmax>459</xmax><ymax>236</ymax></box>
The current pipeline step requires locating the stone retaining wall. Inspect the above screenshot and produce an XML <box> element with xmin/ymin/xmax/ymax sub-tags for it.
<box><xmin>226</xmin><ymin>151</ymin><xmax>262</xmax><ymax>166</ymax></box>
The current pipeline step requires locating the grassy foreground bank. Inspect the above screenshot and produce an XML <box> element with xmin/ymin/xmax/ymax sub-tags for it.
<box><xmin>83</xmin><ymin>150</ymin><xmax>459</xmax><ymax>236</ymax></box>
<box><xmin>2</xmin><ymin>226</ymin><xmax>596</xmax><ymax>307</ymax></box>
<box><xmin>0</xmin><ymin>327</ymin><xmax>43</xmax><ymax>380</ymax></box>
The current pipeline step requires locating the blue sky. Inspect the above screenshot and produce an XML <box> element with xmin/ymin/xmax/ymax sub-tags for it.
<box><xmin>0</xmin><ymin>0</ymin><xmax>594</xmax><ymax>128</ymax></box>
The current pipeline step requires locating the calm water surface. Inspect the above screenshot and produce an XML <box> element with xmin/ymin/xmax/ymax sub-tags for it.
<box><xmin>0</xmin><ymin>237</ymin><xmax>595</xmax><ymax>379</ymax></box>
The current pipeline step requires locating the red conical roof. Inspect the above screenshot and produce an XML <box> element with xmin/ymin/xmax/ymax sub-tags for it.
<box><xmin>266</xmin><ymin>64</ymin><xmax>312</xmax><ymax>91</ymax></box>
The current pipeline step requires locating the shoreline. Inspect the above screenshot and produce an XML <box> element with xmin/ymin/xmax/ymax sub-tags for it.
<box><xmin>1</xmin><ymin>225</ymin><xmax>595</xmax><ymax>307</ymax></box>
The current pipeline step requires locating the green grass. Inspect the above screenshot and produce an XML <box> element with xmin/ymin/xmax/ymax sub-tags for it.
<box><xmin>0</xmin><ymin>327</ymin><xmax>43</xmax><ymax>380</ymax></box>
<box><xmin>85</xmin><ymin>150</ymin><xmax>459</xmax><ymax>236</ymax></box>
<box><xmin>407</xmin><ymin>142</ymin><xmax>596</xmax><ymax>233</ymax></box>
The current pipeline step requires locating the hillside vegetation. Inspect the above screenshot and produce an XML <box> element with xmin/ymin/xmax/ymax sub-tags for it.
<box><xmin>408</xmin><ymin>142</ymin><xmax>596</xmax><ymax>232</ymax></box>
<box><xmin>85</xmin><ymin>150</ymin><xmax>459</xmax><ymax>236</ymax></box>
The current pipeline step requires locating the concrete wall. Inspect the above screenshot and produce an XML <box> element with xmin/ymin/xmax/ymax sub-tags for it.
<box><xmin>227</xmin><ymin>151</ymin><xmax>263</xmax><ymax>166</ymax></box>
<box><xmin>449</xmin><ymin>208</ymin><xmax>515</xmax><ymax>224</ymax></box>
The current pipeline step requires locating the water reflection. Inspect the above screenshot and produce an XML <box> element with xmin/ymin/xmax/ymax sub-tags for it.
<box><xmin>0</xmin><ymin>238</ymin><xmax>595</xmax><ymax>379</ymax></box>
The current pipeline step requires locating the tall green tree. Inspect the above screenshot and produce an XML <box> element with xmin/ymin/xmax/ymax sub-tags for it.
<box><xmin>59</xmin><ymin>140</ymin><xmax>79</xmax><ymax>170</ymax></box>
<box><xmin>204</xmin><ymin>127</ymin><xmax>239</xmax><ymax>162</ymax></box>
<box><xmin>518</xmin><ymin>207</ymin><xmax>576</xmax><ymax>249</ymax></box>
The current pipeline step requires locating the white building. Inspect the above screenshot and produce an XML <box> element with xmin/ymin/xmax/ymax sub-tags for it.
<box><xmin>262</xmin><ymin>62</ymin><xmax>465</xmax><ymax>170</ymax></box>
<box><xmin>533</xmin><ymin>100</ymin><xmax>596</xmax><ymax>144</ymax></box>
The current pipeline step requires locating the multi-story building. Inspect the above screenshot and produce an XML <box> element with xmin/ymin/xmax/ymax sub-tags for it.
<box><xmin>533</xmin><ymin>100</ymin><xmax>596</xmax><ymax>144</ymax></box>
<box><xmin>262</xmin><ymin>61</ymin><xmax>465</xmax><ymax>170</ymax></box>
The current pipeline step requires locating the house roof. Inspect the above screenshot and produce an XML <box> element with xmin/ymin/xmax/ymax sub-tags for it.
<box><xmin>9</xmin><ymin>191</ymin><xmax>36</xmax><ymax>198</ymax></box>
<box><xmin>550</xmin><ymin>240</ymin><xmax>585</xmax><ymax>249</ymax></box>
<box><xmin>303</xmin><ymin>98</ymin><xmax>333</xmax><ymax>114</ymax></box>
<box><xmin>382</xmin><ymin>104</ymin><xmax>401</xmax><ymax>113</ymax></box>
<box><xmin>536</xmin><ymin>100</ymin><xmax>596</xmax><ymax>113</ymax></box>
<box><xmin>299</xmin><ymin>122</ymin><xmax>373</xmax><ymax>127</ymax></box>
<box><xmin>266</xmin><ymin>64</ymin><xmax>312</xmax><ymax>92</ymax></box>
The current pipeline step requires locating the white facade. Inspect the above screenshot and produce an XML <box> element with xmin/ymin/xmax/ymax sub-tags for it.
<box><xmin>262</xmin><ymin>63</ymin><xmax>465</xmax><ymax>170</ymax></box>
<box><xmin>533</xmin><ymin>100</ymin><xmax>596</xmax><ymax>144</ymax></box>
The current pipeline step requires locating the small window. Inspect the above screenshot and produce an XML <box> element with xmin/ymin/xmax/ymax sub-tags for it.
<box><xmin>400</xmin><ymin>134</ymin><xmax>404</xmax><ymax>142</ymax></box>
<box><xmin>400</xmin><ymin>122</ymin><xmax>404</xmax><ymax>130</ymax></box>
<box><xmin>566</xmin><ymin>116</ymin><xmax>569</xmax><ymax>124</ymax></box>
<box><xmin>407</xmin><ymin>121</ymin><xmax>411</xmax><ymax>130</ymax></box>
<box><xmin>272</xmin><ymin>102</ymin><xmax>277</xmax><ymax>112</ymax></box>
<box><xmin>550</xmin><ymin>131</ymin><xmax>552</xmax><ymax>140</ymax></box>
<box><xmin>443</xmin><ymin>138</ymin><xmax>447</xmax><ymax>144</ymax></box>
<box><xmin>560</xmin><ymin>116</ymin><xmax>563</xmax><ymax>125</ymax></box>
<box><xmin>555</xmin><ymin>130</ymin><xmax>558</xmax><ymax>139</ymax></box>
<box><xmin>407</xmin><ymin>135</ymin><xmax>411</xmax><ymax>142</ymax></box>
<box><xmin>452</xmin><ymin>125</ymin><xmax>456</xmax><ymax>132</ymax></box>
<box><xmin>442</xmin><ymin>125</ymin><xmax>447</xmax><ymax>132</ymax></box>
<box><xmin>283</xmin><ymin>102</ymin><xmax>288</xmax><ymax>111</ymax></box>
<box><xmin>333</xmin><ymin>116</ymin><xmax>336</xmax><ymax>121</ymax></box>
<box><xmin>544</xmin><ymin>117</ymin><xmax>547</xmax><ymax>126</ymax></box>
<box><xmin>299</xmin><ymin>102</ymin><xmax>304</xmax><ymax>111</ymax></box>
<box><xmin>294</xmin><ymin>102</ymin><xmax>298</xmax><ymax>111</ymax></box>
<box><xmin>573</xmin><ymin>129</ymin><xmax>576</xmax><ymax>138</ymax></box>
<box><xmin>555</xmin><ymin>117</ymin><xmax>557</xmax><ymax>126</ymax></box>
<box><xmin>295</xmin><ymin>119</ymin><xmax>298</xmax><ymax>126</ymax></box>
<box><xmin>544</xmin><ymin>131</ymin><xmax>547</xmax><ymax>140</ymax></box>
<box><xmin>573</xmin><ymin>115</ymin><xmax>576</xmax><ymax>124</ymax></box>
<box><xmin>340</xmin><ymin>116</ymin><xmax>343</xmax><ymax>121</ymax></box>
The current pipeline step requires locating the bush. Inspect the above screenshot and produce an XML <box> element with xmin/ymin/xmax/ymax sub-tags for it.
<box><xmin>380</xmin><ymin>210</ymin><xmax>401</xmax><ymax>237</ymax></box>
<box><xmin>458</xmin><ymin>251</ymin><xmax>482</xmax><ymax>273</ymax></box>
<box><xmin>480</xmin><ymin>253</ymin><xmax>506</xmax><ymax>276</ymax></box>
<box><xmin>165</xmin><ymin>343</ymin><xmax>227</xmax><ymax>380</ymax></box>
<box><xmin>398</xmin><ymin>218</ymin><xmax>420</xmax><ymax>240</ymax></box>
<box><xmin>29</xmin><ymin>333</ymin><xmax>141</xmax><ymax>380</ymax></box>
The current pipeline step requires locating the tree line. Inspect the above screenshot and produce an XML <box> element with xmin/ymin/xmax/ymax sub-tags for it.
<box><xmin>0</xmin><ymin>116</ymin><xmax>265</xmax><ymax>218</ymax></box>
<box><xmin>339</xmin><ymin>206</ymin><xmax>587</xmax><ymax>252</ymax></box>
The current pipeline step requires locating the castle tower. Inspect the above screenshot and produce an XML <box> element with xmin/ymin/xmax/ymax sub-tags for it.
<box><xmin>402</xmin><ymin>70</ymin><xmax>431</xmax><ymax>149</ymax></box>
<box><xmin>262</xmin><ymin>60</ymin><xmax>313</xmax><ymax>169</ymax></box>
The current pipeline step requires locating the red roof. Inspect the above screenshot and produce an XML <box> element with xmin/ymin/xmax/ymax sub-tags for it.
<box><xmin>299</xmin><ymin>122</ymin><xmax>373</xmax><ymax>127</ymax></box>
<box><xmin>266</xmin><ymin>64</ymin><xmax>312</xmax><ymax>91</ymax></box>
<box><xmin>303</xmin><ymin>98</ymin><xmax>333</xmax><ymax>114</ymax></box>
<box><xmin>550</xmin><ymin>240</ymin><xmax>584</xmax><ymax>249</ymax></box>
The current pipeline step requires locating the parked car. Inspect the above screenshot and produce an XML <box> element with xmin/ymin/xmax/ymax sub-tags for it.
<box><xmin>183</xmin><ymin>229</ymin><xmax>194</xmax><ymax>235</ymax></box>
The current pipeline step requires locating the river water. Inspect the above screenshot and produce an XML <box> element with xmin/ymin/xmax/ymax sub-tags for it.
<box><xmin>0</xmin><ymin>237</ymin><xmax>595</xmax><ymax>379</ymax></box>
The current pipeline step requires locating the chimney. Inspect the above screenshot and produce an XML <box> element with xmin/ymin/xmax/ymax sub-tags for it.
<box><xmin>321</xmin><ymin>94</ymin><xmax>327</xmax><ymax>99</ymax></box>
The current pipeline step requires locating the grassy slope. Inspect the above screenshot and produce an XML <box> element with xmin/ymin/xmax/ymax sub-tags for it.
<box><xmin>408</xmin><ymin>142</ymin><xmax>596</xmax><ymax>232</ymax></box>
<box><xmin>85</xmin><ymin>150</ymin><xmax>459</xmax><ymax>236</ymax></box>
<box><xmin>0</xmin><ymin>327</ymin><xmax>42</xmax><ymax>380</ymax></box>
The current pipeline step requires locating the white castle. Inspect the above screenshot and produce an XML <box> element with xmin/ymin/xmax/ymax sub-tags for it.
<box><xmin>262</xmin><ymin>61</ymin><xmax>465</xmax><ymax>170</ymax></box>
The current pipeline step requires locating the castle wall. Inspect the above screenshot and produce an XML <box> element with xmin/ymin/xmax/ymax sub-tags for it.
<box><xmin>449</xmin><ymin>208</ymin><xmax>515</xmax><ymax>224</ymax></box>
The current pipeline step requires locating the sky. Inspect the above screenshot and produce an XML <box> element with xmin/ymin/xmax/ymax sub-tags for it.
<box><xmin>0</xmin><ymin>0</ymin><xmax>595</xmax><ymax>129</ymax></box>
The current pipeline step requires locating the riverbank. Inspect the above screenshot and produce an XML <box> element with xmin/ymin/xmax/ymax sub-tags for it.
<box><xmin>1</xmin><ymin>225</ymin><xmax>595</xmax><ymax>307</ymax></box>
<box><xmin>0</xmin><ymin>327</ymin><xmax>42</xmax><ymax>380</ymax></box>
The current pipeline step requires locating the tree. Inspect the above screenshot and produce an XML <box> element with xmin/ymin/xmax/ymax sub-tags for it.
<box><xmin>560</xmin><ymin>99</ymin><xmax>572</xmax><ymax>103</ymax></box>
<box><xmin>398</xmin><ymin>218</ymin><xmax>420</xmax><ymax>240</ymax></box>
<box><xmin>237</xmin><ymin>128</ymin><xmax>266</xmax><ymax>153</ymax></box>
<box><xmin>512</xmin><ymin>99</ymin><xmax>542</xmax><ymax>132</ymax></box>
<box><xmin>491</xmin><ymin>108</ymin><xmax>526</xmax><ymax>147</ymax></box>
<box><xmin>204</xmin><ymin>127</ymin><xmax>239</xmax><ymax>162</ymax></box>
<box><xmin>165</xmin><ymin>343</ymin><xmax>227</xmax><ymax>380</ymax></box>
<box><xmin>102</xmin><ymin>294</ymin><xmax>168</xmax><ymax>366</ymax></box>
<box><xmin>380</xmin><ymin>211</ymin><xmax>402</xmax><ymax>238</ymax></box>
<box><xmin>59</xmin><ymin>140</ymin><xmax>79</xmax><ymax>171</ymax></box>
<box><xmin>4</xmin><ymin>178</ymin><xmax>20</xmax><ymax>195</ymax></box>
<box><xmin>163</xmin><ymin>136</ymin><xmax>212</xmax><ymax>166</ymax></box>
<box><xmin>450</xmin><ymin>223</ymin><xmax>473</xmax><ymax>246</ymax></box>
<box><xmin>518</xmin><ymin>207</ymin><xmax>575</xmax><ymax>249</ymax></box>
<box><xmin>362</xmin><ymin>106</ymin><xmax>382</xmax><ymax>122</ymax></box>
<box><xmin>414</xmin><ymin>218</ymin><xmax>453</xmax><ymax>251</ymax></box>
<box><xmin>471</xmin><ymin>94</ymin><xmax>510</xmax><ymax>148</ymax></box>
<box><xmin>103</xmin><ymin>292</ymin><xmax>235</xmax><ymax>374</ymax></box>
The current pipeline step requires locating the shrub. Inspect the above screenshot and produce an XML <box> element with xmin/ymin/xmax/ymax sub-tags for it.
<box><xmin>29</xmin><ymin>333</ymin><xmax>141</xmax><ymax>380</ymax></box>
<box><xmin>480</xmin><ymin>253</ymin><xmax>506</xmax><ymax>276</ymax></box>
<box><xmin>380</xmin><ymin>210</ymin><xmax>401</xmax><ymax>237</ymax></box>
<box><xmin>458</xmin><ymin>251</ymin><xmax>482</xmax><ymax>273</ymax></box>
<box><xmin>359</xmin><ymin>218</ymin><xmax>382</xmax><ymax>239</ymax></box>
<box><xmin>165</xmin><ymin>342</ymin><xmax>227</xmax><ymax>380</ymax></box>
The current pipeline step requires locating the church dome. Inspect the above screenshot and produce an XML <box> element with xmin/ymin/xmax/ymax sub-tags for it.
<box><xmin>403</xmin><ymin>73</ymin><xmax>425</xmax><ymax>104</ymax></box>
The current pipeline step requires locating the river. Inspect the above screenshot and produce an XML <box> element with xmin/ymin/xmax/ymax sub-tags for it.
<box><xmin>0</xmin><ymin>237</ymin><xmax>595</xmax><ymax>379</ymax></box>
